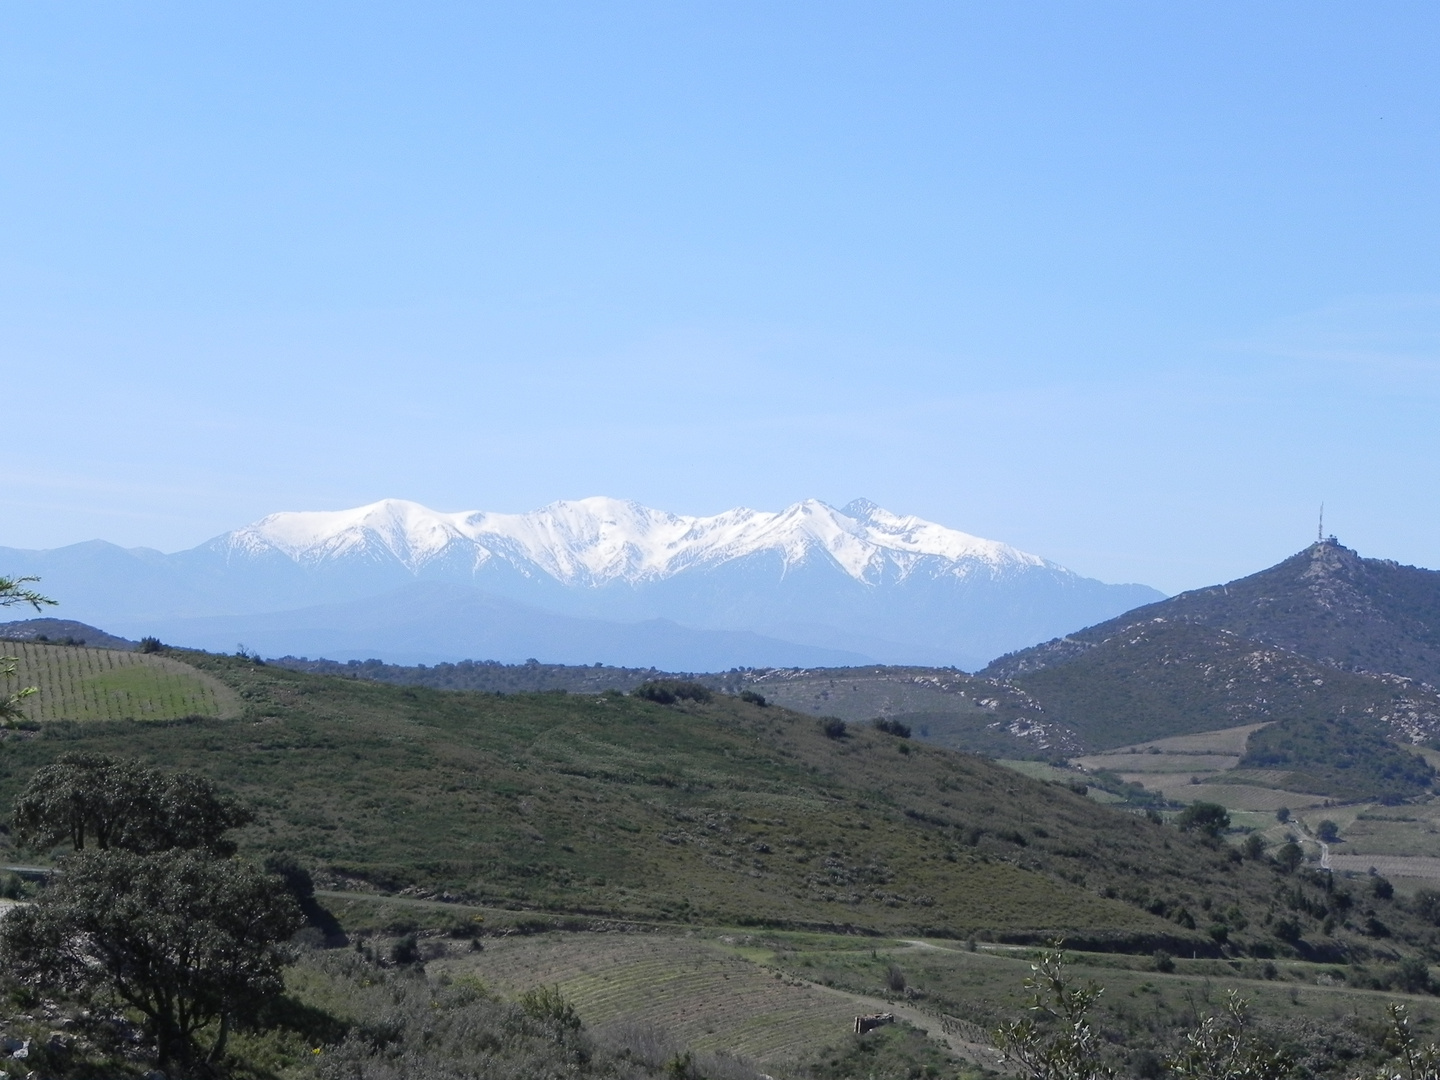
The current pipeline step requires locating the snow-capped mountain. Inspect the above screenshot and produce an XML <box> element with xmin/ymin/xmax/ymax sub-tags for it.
<box><xmin>0</xmin><ymin>498</ymin><xmax>1164</xmax><ymax>670</ymax></box>
<box><xmin>217</xmin><ymin>496</ymin><xmax>1048</xmax><ymax>586</ymax></box>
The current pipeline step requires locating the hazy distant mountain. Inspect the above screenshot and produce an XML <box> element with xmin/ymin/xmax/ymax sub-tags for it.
<box><xmin>984</xmin><ymin>538</ymin><xmax>1440</xmax><ymax>686</ymax></box>
<box><xmin>150</xmin><ymin>583</ymin><xmax>872</xmax><ymax>670</ymax></box>
<box><xmin>0</xmin><ymin>497</ymin><xmax>1163</xmax><ymax>669</ymax></box>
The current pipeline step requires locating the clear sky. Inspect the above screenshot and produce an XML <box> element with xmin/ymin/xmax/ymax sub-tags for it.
<box><xmin>4</xmin><ymin>2</ymin><xmax>1439</xmax><ymax>594</ymax></box>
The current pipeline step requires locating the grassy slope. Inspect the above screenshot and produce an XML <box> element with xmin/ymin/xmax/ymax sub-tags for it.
<box><xmin>5</xmin><ymin>650</ymin><xmax>1438</xmax><ymax>961</ymax></box>
<box><xmin>737</xmin><ymin>667</ymin><xmax>1066</xmax><ymax>758</ymax></box>
<box><xmin>2</xmin><ymin>640</ymin><xmax>240</xmax><ymax>722</ymax></box>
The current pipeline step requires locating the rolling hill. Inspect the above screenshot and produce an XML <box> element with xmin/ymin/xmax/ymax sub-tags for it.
<box><xmin>1</xmin><ymin>645</ymin><xmax>1433</xmax><ymax>962</ymax></box>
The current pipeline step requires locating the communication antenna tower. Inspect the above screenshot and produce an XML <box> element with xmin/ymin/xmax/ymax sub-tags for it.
<box><xmin>1318</xmin><ymin>503</ymin><xmax>1324</xmax><ymax>544</ymax></box>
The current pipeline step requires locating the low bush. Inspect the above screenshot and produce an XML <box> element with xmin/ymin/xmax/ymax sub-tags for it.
<box><xmin>632</xmin><ymin>681</ymin><xmax>713</xmax><ymax>705</ymax></box>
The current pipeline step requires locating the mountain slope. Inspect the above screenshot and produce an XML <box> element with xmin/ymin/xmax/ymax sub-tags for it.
<box><xmin>0</xmin><ymin>498</ymin><xmax>1163</xmax><ymax>669</ymax></box>
<box><xmin>984</xmin><ymin>539</ymin><xmax>1440</xmax><ymax>685</ymax></box>
<box><xmin>1002</xmin><ymin>619</ymin><xmax>1440</xmax><ymax>754</ymax></box>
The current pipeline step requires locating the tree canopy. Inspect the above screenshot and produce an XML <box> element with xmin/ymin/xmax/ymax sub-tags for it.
<box><xmin>12</xmin><ymin>752</ymin><xmax>253</xmax><ymax>855</ymax></box>
<box><xmin>0</xmin><ymin>849</ymin><xmax>299</xmax><ymax>1066</ymax></box>
<box><xmin>1175</xmin><ymin>802</ymin><xmax>1231</xmax><ymax>839</ymax></box>
<box><xmin>1</xmin><ymin>754</ymin><xmax>293</xmax><ymax>1070</ymax></box>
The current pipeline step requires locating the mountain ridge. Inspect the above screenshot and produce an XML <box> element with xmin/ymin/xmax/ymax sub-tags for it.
<box><xmin>217</xmin><ymin>496</ymin><xmax>1054</xmax><ymax>584</ymax></box>
<box><xmin>0</xmin><ymin>497</ymin><xmax>1164</xmax><ymax>670</ymax></box>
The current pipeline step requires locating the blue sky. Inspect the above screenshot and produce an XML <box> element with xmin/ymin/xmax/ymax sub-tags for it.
<box><xmin>4</xmin><ymin>2</ymin><xmax>1439</xmax><ymax>594</ymax></box>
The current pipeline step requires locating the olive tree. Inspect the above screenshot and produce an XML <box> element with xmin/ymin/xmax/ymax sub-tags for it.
<box><xmin>993</xmin><ymin>944</ymin><xmax>1116</xmax><ymax>1080</ymax></box>
<box><xmin>0</xmin><ymin>573</ymin><xmax>55</xmax><ymax>722</ymax></box>
<box><xmin>0</xmin><ymin>849</ymin><xmax>299</xmax><ymax>1068</ymax></box>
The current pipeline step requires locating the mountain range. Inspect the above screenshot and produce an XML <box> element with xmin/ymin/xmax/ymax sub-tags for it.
<box><xmin>0</xmin><ymin>497</ymin><xmax>1162</xmax><ymax>669</ymax></box>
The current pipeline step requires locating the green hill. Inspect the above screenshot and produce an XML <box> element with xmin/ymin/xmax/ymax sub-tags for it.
<box><xmin>2</xmin><ymin>649</ymin><xmax>1436</xmax><ymax>961</ymax></box>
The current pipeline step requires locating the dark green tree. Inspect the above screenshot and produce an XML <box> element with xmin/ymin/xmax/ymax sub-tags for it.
<box><xmin>1275</xmin><ymin>841</ymin><xmax>1305</xmax><ymax>873</ymax></box>
<box><xmin>0</xmin><ymin>849</ymin><xmax>299</xmax><ymax>1068</ymax></box>
<box><xmin>12</xmin><ymin>753</ymin><xmax>252</xmax><ymax>855</ymax></box>
<box><xmin>1175</xmin><ymin>802</ymin><xmax>1231</xmax><ymax>838</ymax></box>
<box><xmin>11</xmin><ymin>753</ymin><xmax>154</xmax><ymax>851</ymax></box>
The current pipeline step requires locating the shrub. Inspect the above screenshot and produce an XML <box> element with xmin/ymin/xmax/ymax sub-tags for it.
<box><xmin>1414</xmin><ymin>889</ymin><xmax>1440</xmax><ymax>926</ymax></box>
<box><xmin>739</xmin><ymin>690</ymin><xmax>767</xmax><ymax>707</ymax></box>
<box><xmin>1276</xmin><ymin>807</ymin><xmax>1291</xmax><ymax>824</ymax></box>
<box><xmin>518</xmin><ymin>984</ymin><xmax>581</xmax><ymax>1031</ymax></box>
<box><xmin>1397</xmin><ymin>957</ymin><xmax>1433</xmax><ymax>994</ymax></box>
<box><xmin>391</xmin><ymin>933</ymin><xmax>421</xmax><ymax>965</ymax></box>
<box><xmin>632</xmin><ymin>680</ymin><xmax>712</xmax><ymax>705</ymax></box>
<box><xmin>1152</xmin><ymin>949</ymin><xmax>1175</xmax><ymax>973</ymax></box>
<box><xmin>820</xmin><ymin>717</ymin><xmax>847</xmax><ymax>739</ymax></box>
<box><xmin>873</xmin><ymin>718</ymin><xmax>912</xmax><ymax>738</ymax></box>
<box><xmin>1275</xmin><ymin>842</ymin><xmax>1304</xmax><ymax>873</ymax></box>
<box><xmin>1175</xmin><ymin>802</ymin><xmax>1230</xmax><ymax>838</ymax></box>
<box><xmin>1372</xmin><ymin>875</ymin><xmax>1395</xmax><ymax>900</ymax></box>
<box><xmin>885</xmin><ymin>963</ymin><xmax>907</xmax><ymax>992</ymax></box>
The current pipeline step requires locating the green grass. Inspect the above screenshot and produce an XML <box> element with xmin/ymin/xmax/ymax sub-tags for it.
<box><xmin>438</xmin><ymin>931</ymin><xmax>870</xmax><ymax>1067</ymax></box>
<box><xmin>388</xmin><ymin>925</ymin><xmax>1440</xmax><ymax>1079</ymax></box>
<box><xmin>7</xmin><ymin>650</ymin><xmax>1440</xmax><ymax>962</ymax></box>
<box><xmin>757</xmin><ymin>933</ymin><xmax>1440</xmax><ymax>1075</ymax></box>
<box><xmin>0</xmin><ymin>650</ymin><xmax>1401</xmax><ymax>959</ymax></box>
<box><xmin>1</xmin><ymin>640</ymin><xmax>240</xmax><ymax>722</ymax></box>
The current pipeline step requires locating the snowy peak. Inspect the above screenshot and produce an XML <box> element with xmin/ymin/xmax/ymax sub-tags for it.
<box><xmin>222</xmin><ymin>500</ymin><xmax>476</xmax><ymax>569</ymax></box>
<box><xmin>218</xmin><ymin>497</ymin><xmax>1055</xmax><ymax>586</ymax></box>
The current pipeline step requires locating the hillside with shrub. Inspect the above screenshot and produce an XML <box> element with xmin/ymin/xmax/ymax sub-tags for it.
<box><xmin>4</xmin><ymin>647</ymin><xmax>1440</xmax><ymax>964</ymax></box>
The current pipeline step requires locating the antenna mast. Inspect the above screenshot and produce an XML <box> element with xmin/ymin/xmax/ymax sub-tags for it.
<box><xmin>1318</xmin><ymin>503</ymin><xmax>1324</xmax><ymax>544</ymax></box>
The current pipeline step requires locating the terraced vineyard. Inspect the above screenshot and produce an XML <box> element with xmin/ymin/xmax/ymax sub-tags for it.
<box><xmin>0</xmin><ymin>641</ymin><xmax>240</xmax><ymax>722</ymax></box>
